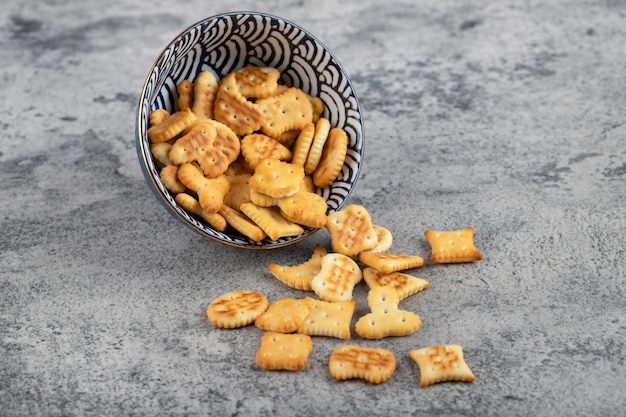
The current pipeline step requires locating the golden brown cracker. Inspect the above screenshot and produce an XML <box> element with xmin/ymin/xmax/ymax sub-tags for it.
<box><xmin>249</xmin><ymin>158</ymin><xmax>304</xmax><ymax>199</ymax></box>
<box><xmin>192</xmin><ymin>69</ymin><xmax>219</xmax><ymax>119</ymax></box>
<box><xmin>213</xmin><ymin>72</ymin><xmax>274</xmax><ymax>136</ymax></box>
<box><xmin>362</xmin><ymin>267</ymin><xmax>429</xmax><ymax>301</ymax></box>
<box><xmin>148</xmin><ymin>107</ymin><xmax>196</xmax><ymax>143</ymax></box>
<box><xmin>310</xmin><ymin>253</ymin><xmax>362</xmax><ymax>302</ymax></box>
<box><xmin>175</xmin><ymin>192</ymin><xmax>227</xmax><ymax>231</ymax></box>
<box><xmin>312</xmin><ymin>126</ymin><xmax>348</xmax><ymax>188</ymax></box>
<box><xmin>297</xmin><ymin>298</ymin><xmax>356</xmax><ymax>340</ymax></box>
<box><xmin>150</xmin><ymin>142</ymin><xmax>173</xmax><ymax>167</ymax></box>
<box><xmin>206</xmin><ymin>289</ymin><xmax>268</xmax><ymax>329</ymax></box>
<box><xmin>268</xmin><ymin>244</ymin><xmax>328</xmax><ymax>291</ymax></box>
<box><xmin>358</xmin><ymin>252</ymin><xmax>425</xmax><ymax>274</ymax></box>
<box><xmin>177</xmin><ymin>163</ymin><xmax>230</xmax><ymax>213</ymax></box>
<box><xmin>290</xmin><ymin>122</ymin><xmax>315</xmax><ymax>167</ymax></box>
<box><xmin>149</xmin><ymin>108</ymin><xmax>170</xmax><ymax>126</ymax></box>
<box><xmin>218</xmin><ymin>205</ymin><xmax>267</xmax><ymax>242</ymax></box>
<box><xmin>240</xmin><ymin>203</ymin><xmax>304</xmax><ymax>241</ymax></box>
<box><xmin>176</xmin><ymin>79</ymin><xmax>194</xmax><ymax>110</ymax></box>
<box><xmin>408</xmin><ymin>344</ymin><xmax>476</xmax><ymax>387</ymax></box>
<box><xmin>258</xmin><ymin>87</ymin><xmax>313</xmax><ymax>138</ymax></box>
<box><xmin>168</xmin><ymin>119</ymin><xmax>240</xmax><ymax>178</ymax></box>
<box><xmin>325</xmin><ymin>204</ymin><xmax>378</xmax><ymax>256</ymax></box>
<box><xmin>304</xmin><ymin>117</ymin><xmax>331</xmax><ymax>175</ymax></box>
<box><xmin>241</xmin><ymin>133</ymin><xmax>292</xmax><ymax>169</ymax></box>
<box><xmin>369</xmin><ymin>224</ymin><xmax>394</xmax><ymax>253</ymax></box>
<box><xmin>424</xmin><ymin>227</ymin><xmax>483</xmax><ymax>263</ymax></box>
<box><xmin>255</xmin><ymin>331</ymin><xmax>313</xmax><ymax>371</ymax></box>
<box><xmin>255</xmin><ymin>297</ymin><xmax>315</xmax><ymax>333</ymax></box>
<box><xmin>159</xmin><ymin>164</ymin><xmax>186</xmax><ymax>193</ymax></box>
<box><xmin>354</xmin><ymin>286</ymin><xmax>422</xmax><ymax>339</ymax></box>
<box><xmin>278</xmin><ymin>190</ymin><xmax>328</xmax><ymax>229</ymax></box>
<box><xmin>223</xmin><ymin>174</ymin><xmax>252</xmax><ymax>210</ymax></box>
<box><xmin>329</xmin><ymin>345</ymin><xmax>396</xmax><ymax>384</ymax></box>
<box><xmin>234</xmin><ymin>66</ymin><xmax>281</xmax><ymax>99</ymax></box>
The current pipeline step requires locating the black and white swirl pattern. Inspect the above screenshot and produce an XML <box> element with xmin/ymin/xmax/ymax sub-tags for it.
<box><xmin>136</xmin><ymin>12</ymin><xmax>364</xmax><ymax>248</ymax></box>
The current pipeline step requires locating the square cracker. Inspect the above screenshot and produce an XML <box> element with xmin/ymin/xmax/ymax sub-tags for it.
<box><xmin>297</xmin><ymin>298</ymin><xmax>356</xmax><ymax>340</ymax></box>
<box><xmin>329</xmin><ymin>345</ymin><xmax>396</xmax><ymax>384</ymax></box>
<box><xmin>424</xmin><ymin>227</ymin><xmax>483</xmax><ymax>263</ymax></box>
<box><xmin>255</xmin><ymin>331</ymin><xmax>313</xmax><ymax>371</ymax></box>
<box><xmin>408</xmin><ymin>344</ymin><xmax>476</xmax><ymax>387</ymax></box>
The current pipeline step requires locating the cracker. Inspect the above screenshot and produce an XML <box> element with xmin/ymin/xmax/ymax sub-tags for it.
<box><xmin>249</xmin><ymin>158</ymin><xmax>304</xmax><ymax>199</ymax></box>
<box><xmin>357</xmin><ymin>252</ymin><xmax>425</xmax><ymax>274</ymax></box>
<box><xmin>329</xmin><ymin>345</ymin><xmax>396</xmax><ymax>384</ymax></box>
<box><xmin>424</xmin><ymin>227</ymin><xmax>483</xmax><ymax>263</ymax></box>
<box><xmin>277</xmin><ymin>190</ymin><xmax>328</xmax><ymax>229</ymax></box>
<box><xmin>177</xmin><ymin>163</ymin><xmax>230</xmax><ymax>213</ymax></box>
<box><xmin>369</xmin><ymin>224</ymin><xmax>394</xmax><ymax>253</ymax></box>
<box><xmin>234</xmin><ymin>66</ymin><xmax>280</xmax><ymax>99</ymax></box>
<box><xmin>255</xmin><ymin>331</ymin><xmax>313</xmax><ymax>371</ymax></box>
<box><xmin>258</xmin><ymin>87</ymin><xmax>313</xmax><ymax>138</ymax></box>
<box><xmin>408</xmin><ymin>344</ymin><xmax>476</xmax><ymax>387</ymax></box>
<box><xmin>297</xmin><ymin>298</ymin><xmax>356</xmax><ymax>340</ymax></box>
<box><xmin>206</xmin><ymin>289</ymin><xmax>268</xmax><ymax>329</ymax></box>
<box><xmin>168</xmin><ymin>119</ymin><xmax>240</xmax><ymax>178</ymax></box>
<box><xmin>149</xmin><ymin>108</ymin><xmax>170</xmax><ymax>126</ymax></box>
<box><xmin>150</xmin><ymin>142</ymin><xmax>173</xmax><ymax>167</ymax></box>
<box><xmin>274</xmin><ymin>129</ymin><xmax>300</xmax><ymax>147</ymax></box>
<box><xmin>325</xmin><ymin>204</ymin><xmax>378</xmax><ymax>256</ymax></box>
<box><xmin>304</xmin><ymin>117</ymin><xmax>331</xmax><ymax>175</ymax></box>
<box><xmin>192</xmin><ymin>69</ymin><xmax>219</xmax><ymax>119</ymax></box>
<box><xmin>214</xmin><ymin>72</ymin><xmax>277</xmax><ymax>136</ymax></box>
<box><xmin>290</xmin><ymin>122</ymin><xmax>315</xmax><ymax>167</ymax></box>
<box><xmin>255</xmin><ymin>297</ymin><xmax>315</xmax><ymax>333</ymax></box>
<box><xmin>241</xmin><ymin>133</ymin><xmax>292</xmax><ymax>169</ymax></box>
<box><xmin>362</xmin><ymin>267</ymin><xmax>429</xmax><ymax>301</ymax></box>
<box><xmin>218</xmin><ymin>205</ymin><xmax>266</xmax><ymax>242</ymax></box>
<box><xmin>312</xmin><ymin>126</ymin><xmax>348</xmax><ymax>187</ymax></box>
<box><xmin>175</xmin><ymin>192</ymin><xmax>227</xmax><ymax>232</ymax></box>
<box><xmin>240</xmin><ymin>203</ymin><xmax>304</xmax><ymax>241</ymax></box>
<box><xmin>249</xmin><ymin>188</ymin><xmax>280</xmax><ymax>207</ymax></box>
<box><xmin>268</xmin><ymin>244</ymin><xmax>328</xmax><ymax>291</ymax></box>
<box><xmin>309</xmin><ymin>96</ymin><xmax>324</xmax><ymax>122</ymax></box>
<box><xmin>310</xmin><ymin>253</ymin><xmax>362</xmax><ymax>302</ymax></box>
<box><xmin>354</xmin><ymin>286</ymin><xmax>422</xmax><ymax>339</ymax></box>
<box><xmin>159</xmin><ymin>164</ymin><xmax>186</xmax><ymax>193</ymax></box>
<box><xmin>223</xmin><ymin>174</ymin><xmax>252</xmax><ymax>210</ymax></box>
<box><xmin>148</xmin><ymin>107</ymin><xmax>196</xmax><ymax>143</ymax></box>
<box><xmin>176</xmin><ymin>79</ymin><xmax>194</xmax><ymax>110</ymax></box>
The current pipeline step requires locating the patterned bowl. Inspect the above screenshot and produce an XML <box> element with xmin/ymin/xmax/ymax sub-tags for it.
<box><xmin>135</xmin><ymin>12</ymin><xmax>364</xmax><ymax>248</ymax></box>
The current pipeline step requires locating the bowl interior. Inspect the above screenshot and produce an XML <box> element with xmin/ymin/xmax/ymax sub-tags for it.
<box><xmin>136</xmin><ymin>12</ymin><xmax>364</xmax><ymax>248</ymax></box>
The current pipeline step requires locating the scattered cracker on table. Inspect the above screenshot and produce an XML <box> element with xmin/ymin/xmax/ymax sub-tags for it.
<box><xmin>206</xmin><ymin>290</ymin><xmax>268</xmax><ymax>329</ymax></box>
<box><xmin>256</xmin><ymin>331</ymin><xmax>313</xmax><ymax>371</ymax></box>
<box><xmin>424</xmin><ymin>227</ymin><xmax>483</xmax><ymax>263</ymax></box>
<box><xmin>325</xmin><ymin>204</ymin><xmax>379</xmax><ymax>256</ymax></box>
<box><xmin>368</xmin><ymin>224</ymin><xmax>394</xmax><ymax>253</ymax></box>
<box><xmin>297</xmin><ymin>298</ymin><xmax>356</xmax><ymax>340</ymax></box>
<box><xmin>357</xmin><ymin>251</ymin><xmax>425</xmax><ymax>275</ymax></box>
<box><xmin>268</xmin><ymin>244</ymin><xmax>328</xmax><ymax>291</ymax></box>
<box><xmin>354</xmin><ymin>286</ymin><xmax>422</xmax><ymax>339</ymax></box>
<box><xmin>255</xmin><ymin>297</ymin><xmax>314</xmax><ymax>333</ymax></box>
<box><xmin>329</xmin><ymin>345</ymin><xmax>396</xmax><ymax>384</ymax></box>
<box><xmin>362</xmin><ymin>267</ymin><xmax>429</xmax><ymax>301</ymax></box>
<box><xmin>310</xmin><ymin>253</ymin><xmax>362</xmax><ymax>302</ymax></box>
<box><xmin>408</xmin><ymin>344</ymin><xmax>476</xmax><ymax>387</ymax></box>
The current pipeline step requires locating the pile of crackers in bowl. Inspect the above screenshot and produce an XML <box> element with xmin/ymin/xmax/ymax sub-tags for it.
<box><xmin>136</xmin><ymin>12</ymin><xmax>364</xmax><ymax>248</ymax></box>
<box><xmin>207</xmin><ymin>202</ymin><xmax>483</xmax><ymax>387</ymax></box>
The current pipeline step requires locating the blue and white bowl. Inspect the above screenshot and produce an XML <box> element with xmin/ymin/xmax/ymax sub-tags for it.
<box><xmin>136</xmin><ymin>12</ymin><xmax>364</xmax><ymax>248</ymax></box>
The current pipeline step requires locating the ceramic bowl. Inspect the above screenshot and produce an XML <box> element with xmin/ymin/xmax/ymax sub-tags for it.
<box><xmin>136</xmin><ymin>12</ymin><xmax>364</xmax><ymax>248</ymax></box>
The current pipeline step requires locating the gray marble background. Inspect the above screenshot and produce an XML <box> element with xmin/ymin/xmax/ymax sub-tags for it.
<box><xmin>1</xmin><ymin>0</ymin><xmax>625</xmax><ymax>416</ymax></box>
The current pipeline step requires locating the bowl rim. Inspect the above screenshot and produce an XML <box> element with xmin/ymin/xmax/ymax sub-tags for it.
<box><xmin>135</xmin><ymin>11</ymin><xmax>364</xmax><ymax>249</ymax></box>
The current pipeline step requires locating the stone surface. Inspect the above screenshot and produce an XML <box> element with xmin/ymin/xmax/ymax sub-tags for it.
<box><xmin>1</xmin><ymin>1</ymin><xmax>625</xmax><ymax>416</ymax></box>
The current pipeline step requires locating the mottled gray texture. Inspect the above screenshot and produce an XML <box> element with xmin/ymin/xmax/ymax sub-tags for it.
<box><xmin>1</xmin><ymin>0</ymin><xmax>625</xmax><ymax>416</ymax></box>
